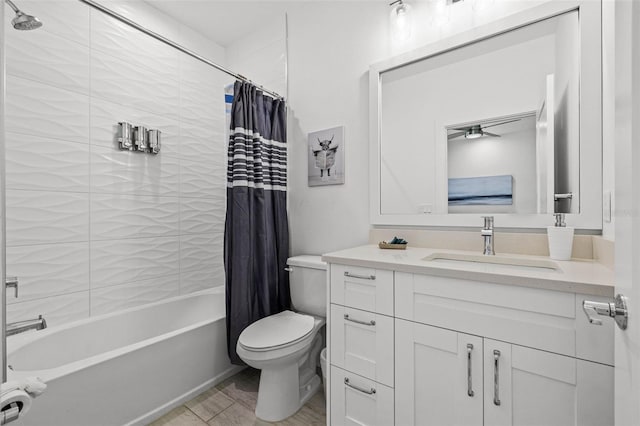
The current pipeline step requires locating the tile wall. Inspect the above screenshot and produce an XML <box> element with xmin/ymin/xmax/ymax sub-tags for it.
<box><xmin>4</xmin><ymin>0</ymin><xmax>234</xmax><ymax>326</ymax></box>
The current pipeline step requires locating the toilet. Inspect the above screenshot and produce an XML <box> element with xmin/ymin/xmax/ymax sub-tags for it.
<box><xmin>236</xmin><ymin>255</ymin><xmax>326</xmax><ymax>422</ymax></box>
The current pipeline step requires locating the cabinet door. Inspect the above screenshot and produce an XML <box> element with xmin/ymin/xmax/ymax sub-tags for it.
<box><xmin>330</xmin><ymin>366</ymin><xmax>394</xmax><ymax>426</ymax></box>
<box><xmin>330</xmin><ymin>304</ymin><xmax>394</xmax><ymax>386</ymax></box>
<box><xmin>395</xmin><ymin>319</ymin><xmax>482</xmax><ymax>426</ymax></box>
<box><xmin>484</xmin><ymin>340</ymin><xmax>582</xmax><ymax>426</ymax></box>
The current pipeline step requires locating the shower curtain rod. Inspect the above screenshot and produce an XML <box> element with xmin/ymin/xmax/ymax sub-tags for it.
<box><xmin>78</xmin><ymin>0</ymin><xmax>284</xmax><ymax>100</ymax></box>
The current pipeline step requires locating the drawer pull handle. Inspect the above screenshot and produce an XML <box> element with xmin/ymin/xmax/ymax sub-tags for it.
<box><xmin>344</xmin><ymin>272</ymin><xmax>376</xmax><ymax>280</ymax></box>
<box><xmin>493</xmin><ymin>349</ymin><xmax>501</xmax><ymax>406</ymax></box>
<box><xmin>344</xmin><ymin>314</ymin><xmax>376</xmax><ymax>326</ymax></box>
<box><xmin>467</xmin><ymin>343</ymin><xmax>474</xmax><ymax>397</ymax></box>
<box><xmin>344</xmin><ymin>377</ymin><xmax>376</xmax><ymax>395</ymax></box>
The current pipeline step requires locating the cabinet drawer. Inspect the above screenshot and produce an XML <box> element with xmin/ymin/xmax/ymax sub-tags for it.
<box><xmin>330</xmin><ymin>304</ymin><xmax>394</xmax><ymax>386</ymax></box>
<box><xmin>330</xmin><ymin>366</ymin><xmax>394</xmax><ymax>426</ymax></box>
<box><xmin>331</xmin><ymin>264</ymin><xmax>393</xmax><ymax>315</ymax></box>
<box><xmin>395</xmin><ymin>272</ymin><xmax>577</xmax><ymax>357</ymax></box>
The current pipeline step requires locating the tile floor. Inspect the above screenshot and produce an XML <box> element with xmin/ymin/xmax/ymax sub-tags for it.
<box><xmin>148</xmin><ymin>368</ymin><xmax>326</xmax><ymax>426</ymax></box>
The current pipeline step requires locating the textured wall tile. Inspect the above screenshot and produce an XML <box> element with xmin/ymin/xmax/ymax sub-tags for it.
<box><xmin>5</xmin><ymin>132</ymin><xmax>90</xmax><ymax>193</ymax></box>
<box><xmin>18</xmin><ymin>1</ymin><xmax>90</xmax><ymax>46</ymax></box>
<box><xmin>90</xmin><ymin>98</ymin><xmax>180</xmax><ymax>156</ymax></box>
<box><xmin>180</xmin><ymin>54</ymin><xmax>234</xmax><ymax>91</ymax></box>
<box><xmin>90</xmin><ymin>145</ymin><xmax>180</xmax><ymax>196</ymax></box>
<box><xmin>180</xmin><ymin>233</ymin><xmax>223</xmax><ymax>273</ymax></box>
<box><xmin>179</xmin><ymin>121</ymin><xmax>227</xmax><ymax>164</ymax></box>
<box><xmin>6</xmin><ymin>190</ymin><xmax>90</xmax><ymax>246</ymax></box>
<box><xmin>5</xmin><ymin>76</ymin><xmax>90</xmax><ymax>143</ymax></box>
<box><xmin>91</xmin><ymin>194</ymin><xmax>180</xmax><ymax>240</ymax></box>
<box><xmin>91</xmin><ymin>236</ymin><xmax>179</xmax><ymax>289</ymax></box>
<box><xmin>91</xmin><ymin>50</ymin><xmax>179</xmax><ymax>118</ymax></box>
<box><xmin>180</xmin><ymin>81</ymin><xmax>224</xmax><ymax>126</ymax></box>
<box><xmin>90</xmin><ymin>273</ymin><xmax>179</xmax><ymax>316</ymax></box>
<box><xmin>180</xmin><ymin>160</ymin><xmax>226</xmax><ymax>198</ymax></box>
<box><xmin>6</xmin><ymin>242</ymin><xmax>90</xmax><ymax>304</ymax></box>
<box><xmin>180</xmin><ymin>196</ymin><xmax>225</xmax><ymax>235</ymax></box>
<box><xmin>180</xmin><ymin>266</ymin><xmax>224</xmax><ymax>295</ymax></box>
<box><xmin>90</xmin><ymin>9</ymin><xmax>179</xmax><ymax>81</ymax></box>
<box><xmin>6</xmin><ymin>29</ymin><xmax>90</xmax><ymax>94</ymax></box>
<box><xmin>7</xmin><ymin>291</ymin><xmax>90</xmax><ymax>329</ymax></box>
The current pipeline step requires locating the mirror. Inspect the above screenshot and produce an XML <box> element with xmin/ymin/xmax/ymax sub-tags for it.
<box><xmin>370</xmin><ymin>1</ymin><xmax>602</xmax><ymax>229</ymax></box>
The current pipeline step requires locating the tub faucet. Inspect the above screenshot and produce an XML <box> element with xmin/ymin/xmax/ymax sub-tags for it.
<box><xmin>6</xmin><ymin>315</ymin><xmax>47</xmax><ymax>337</ymax></box>
<box><xmin>481</xmin><ymin>216</ymin><xmax>495</xmax><ymax>256</ymax></box>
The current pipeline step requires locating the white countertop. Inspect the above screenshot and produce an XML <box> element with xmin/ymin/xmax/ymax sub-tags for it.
<box><xmin>322</xmin><ymin>245</ymin><xmax>615</xmax><ymax>297</ymax></box>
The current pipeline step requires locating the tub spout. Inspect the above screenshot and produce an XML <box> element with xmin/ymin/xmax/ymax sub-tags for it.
<box><xmin>7</xmin><ymin>315</ymin><xmax>47</xmax><ymax>337</ymax></box>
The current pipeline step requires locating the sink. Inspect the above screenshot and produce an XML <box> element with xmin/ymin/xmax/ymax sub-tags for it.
<box><xmin>422</xmin><ymin>252</ymin><xmax>559</xmax><ymax>272</ymax></box>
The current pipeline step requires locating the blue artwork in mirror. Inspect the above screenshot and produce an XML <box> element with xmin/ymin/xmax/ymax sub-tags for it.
<box><xmin>448</xmin><ymin>175</ymin><xmax>513</xmax><ymax>206</ymax></box>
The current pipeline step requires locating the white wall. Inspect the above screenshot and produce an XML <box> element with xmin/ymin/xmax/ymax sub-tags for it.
<box><xmin>4</xmin><ymin>0</ymin><xmax>234</xmax><ymax>327</ymax></box>
<box><xmin>601</xmin><ymin>0</ymin><xmax>615</xmax><ymax>240</ymax></box>
<box><xmin>226</xmin><ymin>16</ymin><xmax>287</xmax><ymax>99</ymax></box>
<box><xmin>286</xmin><ymin>0</ymin><xmax>590</xmax><ymax>256</ymax></box>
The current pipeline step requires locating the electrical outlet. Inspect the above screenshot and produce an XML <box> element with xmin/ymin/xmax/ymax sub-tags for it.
<box><xmin>603</xmin><ymin>191</ymin><xmax>612</xmax><ymax>223</ymax></box>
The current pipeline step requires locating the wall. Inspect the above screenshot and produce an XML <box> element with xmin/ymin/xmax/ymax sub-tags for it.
<box><xmin>601</xmin><ymin>0</ymin><xmax>615</xmax><ymax>240</ymax></box>
<box><xmin>286</xmin><ymin>0</ymin><xmax>595</xmax><ymax>256</ymax></box>
<box><xmin>4</xmin><ymin>0</ymin><xmax>234</xmax><ymax>327</ymax></box>
<box><xmin>226</xmin><ymin>17</ymin><xmax>287</xmax><ymax>100</ymax></box>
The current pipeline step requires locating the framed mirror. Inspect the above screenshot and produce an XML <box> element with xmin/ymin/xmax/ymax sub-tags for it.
<box><xmin>369</xmin><ymin>1</ymin><xmax>602</xmax><ymax>229</ymax></box>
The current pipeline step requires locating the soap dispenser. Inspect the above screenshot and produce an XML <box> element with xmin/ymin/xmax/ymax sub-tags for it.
<box><xmin>547</xmin><ymin>213</ymin><xmax>574</xmax><ymax>260</ymax></box>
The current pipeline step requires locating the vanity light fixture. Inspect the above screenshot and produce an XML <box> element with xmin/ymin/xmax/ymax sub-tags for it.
<box><xmin>390</xmin><ymin>0</ymin><xmax>413</xmax><ymax>42</ymax></box>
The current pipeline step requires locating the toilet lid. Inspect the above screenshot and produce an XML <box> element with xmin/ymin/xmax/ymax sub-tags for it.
<box><xmin>238</xmin><ymin>311</ymin><xmax>315</xmax><ymax>350</ymax></box>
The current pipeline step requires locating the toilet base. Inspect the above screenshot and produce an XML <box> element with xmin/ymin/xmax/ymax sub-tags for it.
<box><xmin>254</xmin><ymin>334</ymin><xmax>323</xmax><ymax>422</ymax></box>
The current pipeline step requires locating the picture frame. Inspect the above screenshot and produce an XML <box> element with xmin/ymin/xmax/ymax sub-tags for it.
<box><xmin>308</xmin><ymin>126</ymin><xmax>345</xmax><ymax>186</ymax></box>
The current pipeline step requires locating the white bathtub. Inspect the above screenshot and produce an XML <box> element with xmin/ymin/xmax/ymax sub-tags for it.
<box><xmin>7</xmin><ymin>287</ymin><xmax>242</xmax><ymax>426</ymax></box>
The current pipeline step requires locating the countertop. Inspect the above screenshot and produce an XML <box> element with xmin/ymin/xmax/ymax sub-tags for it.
<box><xmin>322</xmin><ymin>245</ymin><xmax>615</xmax><ymax>297</ymax></box>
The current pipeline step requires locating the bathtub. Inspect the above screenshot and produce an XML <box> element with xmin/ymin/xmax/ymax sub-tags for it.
<box><xmin>7</xmin><ymin>287</ymin><xmax>242</xmax><ymax>426</ymax></box>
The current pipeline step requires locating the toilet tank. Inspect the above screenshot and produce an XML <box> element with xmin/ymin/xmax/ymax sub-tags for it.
<box><xmin>287</xmin><ymin>255</ymin><xmax>327</xmax><ymax>318</ymax></box>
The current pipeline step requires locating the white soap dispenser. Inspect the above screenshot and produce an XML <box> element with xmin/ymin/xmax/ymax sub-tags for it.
<box><xmin>547</xmin><ymin>213</ymin><xmax>574</xmax><ymax>260</ymax></box>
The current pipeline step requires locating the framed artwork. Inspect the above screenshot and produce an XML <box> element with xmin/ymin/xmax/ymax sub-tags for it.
<box><xmin>308</xmin><ymin>126</ymin><xmax>345</xmax><ymax>186</ymax></box>
<box><xmin>448</xmin><ymin>175</ymin><xmax>513</xmax><ymax>205</ymax></box>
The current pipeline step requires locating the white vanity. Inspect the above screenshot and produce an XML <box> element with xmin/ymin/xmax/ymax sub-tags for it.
<box><xmin>323</xmin><ymin>245</ymin><xmax>614</xmax><ymax>426</ymax></box>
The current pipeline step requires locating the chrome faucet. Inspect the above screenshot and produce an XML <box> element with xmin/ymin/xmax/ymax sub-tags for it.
<box><xmin>481</xmin><ymin>216</ymin><xmax>495</xmax><ymax>255</ymax></box>
<box><xmin>7</xmin><ymin>315</ymin><xmax>47</xmax><ymax>336</ymax></box>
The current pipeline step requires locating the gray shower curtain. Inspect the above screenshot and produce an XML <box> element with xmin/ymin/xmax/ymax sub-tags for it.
<box><xmin>224</xmin><ymin>80</ymin><xmax>290</xmax><ymax>365</ymax></box>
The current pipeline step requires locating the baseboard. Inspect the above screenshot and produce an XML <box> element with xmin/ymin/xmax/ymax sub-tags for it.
<box><xmin>126</xmin><ymin>365</ymin><xmax>245</xmax><ymax>426</ymax></box>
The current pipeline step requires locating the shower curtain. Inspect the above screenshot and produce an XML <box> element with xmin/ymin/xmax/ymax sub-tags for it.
<box><xmin>224</xmin><ymin>80</ymin><xmax>290</xmax><ymax>364</ymax></box>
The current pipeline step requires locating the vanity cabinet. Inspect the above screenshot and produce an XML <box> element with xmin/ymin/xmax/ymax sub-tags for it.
<box><xmin>395</xmin><ymin>319</ymin><xmax>613</xmax><ymax>426</ymax></box>
<box><xmin>328</xmin><ymin>263</ymin><xmax>614</xmax><ymax>426</ymax></box>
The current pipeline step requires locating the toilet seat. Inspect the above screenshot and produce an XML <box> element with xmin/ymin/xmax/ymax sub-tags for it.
<box><xmin>238</xmin><ymin>311</ymin><xmax>315</xmax><ymax>352</ymax></box>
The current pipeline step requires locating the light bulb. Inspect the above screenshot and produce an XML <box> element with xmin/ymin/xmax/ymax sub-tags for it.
<box><xmin>390</xmin><ymin>1</ymin><xmax>413</xmax><ymax>42</ymax></box>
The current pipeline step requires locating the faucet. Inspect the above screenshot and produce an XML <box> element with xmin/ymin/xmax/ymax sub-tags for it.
<box><xmin>481</xmin><ymin>216</ymin><xmax>495</xmax><ymax>255</ymax></box>
<box><xmin>7</xmin><ymin>315</ymin><xmax>47</xmax><ymax>337</ymax></box>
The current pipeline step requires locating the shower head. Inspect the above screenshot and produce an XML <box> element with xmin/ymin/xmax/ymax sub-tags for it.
<box><xmin>5</xmin><ymin>0</ymin><xmax>42</xmax><ymax>30</ymax></box>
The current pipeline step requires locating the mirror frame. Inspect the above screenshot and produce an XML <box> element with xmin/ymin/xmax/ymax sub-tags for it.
<box><xmin>369</xmin><ymin>0</ymin><xmax>602</xmax><ymax>230</ymax></box>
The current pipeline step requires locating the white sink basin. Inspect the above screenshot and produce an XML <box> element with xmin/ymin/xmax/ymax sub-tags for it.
<box><xmin>422</xmin><ymin>252</ymin><xmax>559</xmax><ymax>272</ymax></box>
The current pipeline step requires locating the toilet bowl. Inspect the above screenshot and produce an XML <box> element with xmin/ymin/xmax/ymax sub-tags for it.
<box><xmin>236</xmin><ymin>255</ymin><xmax>327</xmax><ymax>422</ymax></box>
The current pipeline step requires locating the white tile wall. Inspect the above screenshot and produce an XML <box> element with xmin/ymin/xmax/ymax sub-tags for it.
<box><xmin>4</xmin><ymin>1</ymin><xmax>234</xmax><ymax>327</ymax></box>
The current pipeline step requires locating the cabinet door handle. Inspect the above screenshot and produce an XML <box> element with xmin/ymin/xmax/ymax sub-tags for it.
<box><xmin>467</xmin><ymin>343</ymin><xmax>474</xmax><ymax>397</ymax></box>
<box><xmin>344</xmin><ymin>377</ymin><xmax>376</xmax><ymax>395</ymax></box>
<box><xmin>493</xmin><ymin>350</ymin><xmax>501</xmax><ymax>406</ymax></box>
<box><xmin>344</xmin><ymin>314</ymin><xmax>376</xmax><ymax>326</ymax></box>
<box><xmin>344</xmin><ymin>272</ymin><xmax>376</xmax><ymax>280</ymax></box>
